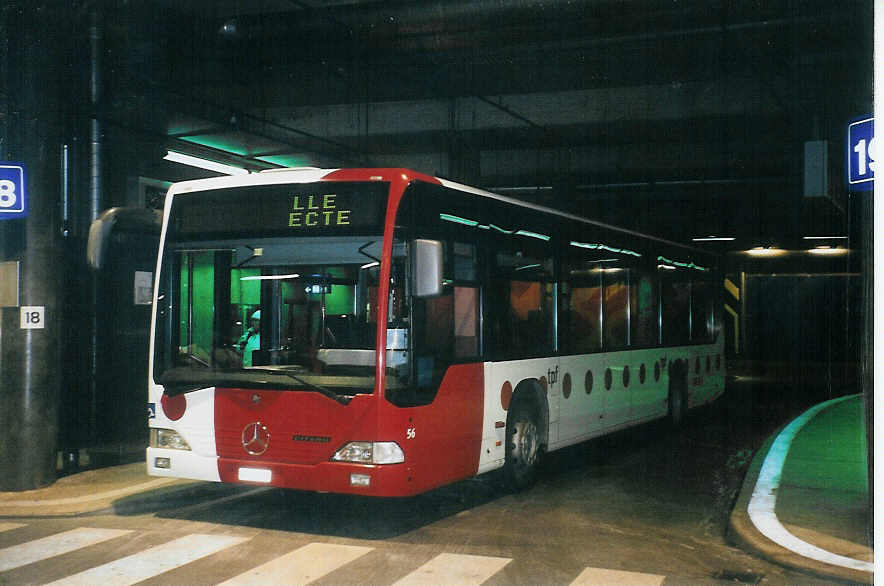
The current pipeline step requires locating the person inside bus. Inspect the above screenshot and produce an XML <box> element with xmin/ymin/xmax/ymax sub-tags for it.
<box><xmin>238</xmin><ymin>309</ymin><xmax>261</xmax><ymax>367</ymax></box>
<box><xmin>288</xmin><ymin>285</ymin><xmax>338</xmax><ymax>358</ymax></box>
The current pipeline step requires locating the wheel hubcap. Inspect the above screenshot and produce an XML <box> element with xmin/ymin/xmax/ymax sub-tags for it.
<box><xmin>512</xmin><ymin>420</ymin><xmax>538</xmax><ymax>471</ymax></box>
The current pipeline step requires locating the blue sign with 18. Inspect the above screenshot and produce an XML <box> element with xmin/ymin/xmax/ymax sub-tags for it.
<box><xmin>0</xmin><ymin>163</ymin><xmax>26</xmax><ymax>219</ymax></box>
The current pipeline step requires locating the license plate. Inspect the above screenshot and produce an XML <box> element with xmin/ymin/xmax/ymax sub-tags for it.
<box><xmin>238</xmin><ymin>467</ymin><xmax>272</xmax><ymax>483</ymax></box>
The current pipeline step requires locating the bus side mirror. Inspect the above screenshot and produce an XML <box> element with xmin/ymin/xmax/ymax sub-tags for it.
<box><xmin>87</xmin><ymin>207</ymin><xmax>162</xmax><ymax>270</ymax></box>
<box><xmin>411</xmin><ymin>239</ymin><xmax>443</xmax><ymax>298</ymax></box>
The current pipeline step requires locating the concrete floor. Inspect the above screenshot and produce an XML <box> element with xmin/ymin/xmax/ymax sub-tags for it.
<box><xmin>1</xmin><ymin>370</ymin><xmax>860</xmax><ymax>585</ymax></box>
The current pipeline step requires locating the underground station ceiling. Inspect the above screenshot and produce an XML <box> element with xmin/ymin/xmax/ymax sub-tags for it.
<box><xmin>100</xmin><ymin>0</ymin><xmax>871</xmax><ymax>259</ymax></box>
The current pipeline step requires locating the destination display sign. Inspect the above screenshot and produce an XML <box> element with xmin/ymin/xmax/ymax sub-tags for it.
<box><xmin>170</xmin><ymin>182</ymin><xmax>387</xmax><ymax>239</ymax></box>
<box><xmin>288</xmin><ymin>193</ymin><xmax>352</xmax><ymax>228</ymax></box>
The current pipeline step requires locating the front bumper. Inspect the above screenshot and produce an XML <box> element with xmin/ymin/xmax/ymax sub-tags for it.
<box><xmin>146</xmin><ymin>447</ymin><xmax>415</xmax><ymax>496</ymax></box>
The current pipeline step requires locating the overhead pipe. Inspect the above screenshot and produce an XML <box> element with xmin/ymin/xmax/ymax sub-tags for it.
<box><xmin>217</xmin><ymin>1</ymin><xmax>844</xmax><ymax>52</ymax></box>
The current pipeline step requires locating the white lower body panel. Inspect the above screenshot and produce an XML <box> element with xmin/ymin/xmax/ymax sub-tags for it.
<box><xmin>146</xmin><ymin>447</ymin><xmax>221</xmax><ymax>482</ymax></box>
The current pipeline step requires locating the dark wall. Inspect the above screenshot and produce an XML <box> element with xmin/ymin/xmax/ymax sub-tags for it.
<box><xmin>744</xmin><ymin>274</ymin><xmax>861</xmax><ymax>367</ymax></box>
<box><xmin>58</xmin><ymin>221</ymin><xmax>158</xmax><ymax>456</ymax></box>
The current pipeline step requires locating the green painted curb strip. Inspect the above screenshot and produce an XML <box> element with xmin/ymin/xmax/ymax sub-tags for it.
<box><xmin>727</xmin><ymin>395</ymin><xmax>872</xmax><ymax>584</ymax></box>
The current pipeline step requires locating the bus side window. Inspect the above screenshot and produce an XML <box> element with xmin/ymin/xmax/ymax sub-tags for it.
<box><xmin>410</xmin><ymin>241</ymin><xmax>479</xmax><ymax>391</ymax></box>
<box><xmin>602</xmin><ymin>268</ymin><xmax>630</xmax><ymax>350</ymax></box>
<box><xmin>452</xmin><ymin>242</ymin><xmax>479</xmax><ymax>358</ymax></box>
<box><xmin>661</xmin><ymin>271</ymin><xmax>691</xmax><ymax>346</ymax></box>
<box><xmin>690</xmin><ymin>278</ymin><xmax>714</xmax><ymax>343</ymax></box>
<box><xmin>561</xmin><ymin>241</ymin><xmax>605</xmax><ymax>355</ymax></box>
<box><xmin>631</xmin><ymin>270</ymin><xmax>658</xmax><ymax>347</ymax></box>
<box><xmin>454</xmin><ymin>286</ymin><xmax>478</xmax><ymax>358</ymax></box>
<box><xmin>413</xmin><ymin>292</ymin><xmax>454</xmax><ymax>388</ymax></box>
<box><xmin>491</xmin><ymin>240</ymin><xmax>554</xmax><ymax>359</ymax></box>
<box><xmin>567</xmin><ymin>278</ymin><xmax>601</xmax><ymax>354</ymax></box>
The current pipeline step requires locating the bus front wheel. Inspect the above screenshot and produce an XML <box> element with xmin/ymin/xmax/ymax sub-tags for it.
<box><xmin>504</xmin><ymin>397</ymin><xmax>541</xmax><ymax>490</ymax></box>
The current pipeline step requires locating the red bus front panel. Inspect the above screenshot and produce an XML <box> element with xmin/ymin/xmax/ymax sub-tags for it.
<box><xmin>378</xmin><ymin>363</ymin><xmax>485</xmax><ymax>495</ymax></box>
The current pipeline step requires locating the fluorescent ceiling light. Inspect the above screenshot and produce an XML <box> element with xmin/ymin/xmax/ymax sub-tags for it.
<box><xmin>240</xmin><ymin>273</ymin><xmax>300</xmax><ymax>281</ymax></box>
<box><xmin>692</xmin><ymin>236</ymin><xmax>735</xmax><ymax>242</ymax></box>
<box><xmin>802</xmin><ymin>235</ymin><xmax>848</xmax><ymax>240</ymax></box>
<box><xmin>808</xmin><ymin>246</ymin><xmax>848</xmax><ymax>256</ymax></box>
<box><xmin>746</xmin><ymin>246</ymin><xmax>786</xmax><ymax>257</ymax></box>
<box><xmin>164</xmin><ymin>150</ymin><xmax>249</xmax><ymax>175</ymax></box>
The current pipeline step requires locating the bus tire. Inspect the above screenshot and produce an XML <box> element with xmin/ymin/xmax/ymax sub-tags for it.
<box><xmin>668</xmin><ymin>362</ymin><xmax>688</xmax><ymax>428</ymax></box>
<box><xmin>504</xmin><ymin>396</ymin><xmax>541</xmax><ymax>490</ymax></box>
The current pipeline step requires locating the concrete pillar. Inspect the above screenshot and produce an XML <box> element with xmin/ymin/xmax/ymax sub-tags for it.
<box><xmin>0</xmin><ymin>2</ymin><xmax>69</xmax><ymax>490</ymax></box>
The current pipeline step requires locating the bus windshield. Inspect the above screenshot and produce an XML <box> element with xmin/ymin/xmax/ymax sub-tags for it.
<box><xmin>152</xmin><ymin>181</ymin><xmax>399</xmax><ymax>400</ymax></box>
<box><xmin>153</xmin><ymin>234</ymin><xmax>407</xmax><ymax>399</ymax></box>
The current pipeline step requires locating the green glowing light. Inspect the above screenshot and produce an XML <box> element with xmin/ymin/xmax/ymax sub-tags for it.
<box><xmin>255</xmin><ymin>154</ymin><xmax>310</xmax><ymax>167</ymax></box>
<box><xmin>440</xmin><ymin>213</ymin><xmax>479</xmax><ymax>227</ymax></box>
<box><xmin>515</xmin><ymin>263</ymin><xmax>542</xmax><ymax>271</ymax></box>
<box><xmin>570</xmin><ymin>241</ymin><xmax>641</xmax><ymax>257</ymax></box>
<box><xmin>515</xmin><ymin>230</ymin><xmax>550</xmax><ymax>241</ymax></box>
<box><xmin>489</xmin><ymin>224</ymin><xmax>514</xmax><ymax>234</ymax></box>
<box><xmin>439</xmin><ymin>214</ymin><xmax>549</xmax><ymax>241</ymax></box>
<box><xmin>656</xmin><ymin>255</ymin><xmax>708</xmax><ymax>271</ymax></box>
<box><xmin>179</xmin><ymin>135</ymin><xmax>251</xmax><ymax>156</ymax></box>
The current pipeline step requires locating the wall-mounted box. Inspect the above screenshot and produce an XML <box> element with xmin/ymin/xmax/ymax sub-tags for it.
<box><xmin>0</xmin><ymin>261</ymin><xmax>20</xmax><ymax>307</ymax></box>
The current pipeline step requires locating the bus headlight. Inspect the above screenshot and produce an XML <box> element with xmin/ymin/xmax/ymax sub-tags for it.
<box><xmin>332</xmin><ymin>441</ymin><xmax>404</xmax><ymax>464</ymax></box>
<box><xmin>150</xmin><ymin>428</ymin><xmax>192</xmax><ymax>451</ymax></box>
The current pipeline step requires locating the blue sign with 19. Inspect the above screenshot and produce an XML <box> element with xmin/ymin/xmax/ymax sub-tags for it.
<box><xmin>847</xmin><ymin>117</ymin><xmax>875</xmax><ymax>191</ymax></box>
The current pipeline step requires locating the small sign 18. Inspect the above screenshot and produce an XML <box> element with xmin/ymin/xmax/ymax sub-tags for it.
<box><xmin>20</xmin><ymin>306</ymin><xmax>45</xmax><ymax>329</ymax></box>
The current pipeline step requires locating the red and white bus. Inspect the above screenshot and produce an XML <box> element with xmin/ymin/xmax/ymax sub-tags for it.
<box><xmin>146</xmin><ymin>167</ymin><xmax>724</xmax><ymax>496</ymax></box>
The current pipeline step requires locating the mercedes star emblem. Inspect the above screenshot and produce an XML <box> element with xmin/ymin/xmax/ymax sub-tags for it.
<box><xmin>241</xmin><ymin>422</ymin><xmax>270</xmax><ymax>455</ymax></box>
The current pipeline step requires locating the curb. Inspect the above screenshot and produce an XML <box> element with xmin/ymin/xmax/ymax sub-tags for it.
<box><xmin>727</xmin><ymin>403</ymin><xmax>873</xmax><ymax>585</ymax></box>
<box><xmin>0</xmin><ymin>478</ymin><xmax>182</xmax><ymax>517</ymax></box>
<box><xmin>0</xmin><ymin>463</ymin><xmax>219</xmax><ymax>518</ymax></box>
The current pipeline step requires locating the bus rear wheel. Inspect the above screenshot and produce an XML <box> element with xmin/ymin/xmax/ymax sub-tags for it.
<box><xmin>504</xmin><ymin>397</ymin><xmax>541</xmax><ymax>490</ymax></box>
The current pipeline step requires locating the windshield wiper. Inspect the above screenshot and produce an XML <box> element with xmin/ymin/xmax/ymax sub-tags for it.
<box><xmin>247</xmin><ymin>368</ymin><xmax>348</xmax><ymax>404</ymax></box>
<box><xmin>178</xmin><ymin>351</ymin><xmax>210</xmax><ymax>368</ymax></box>
<box><xmin>159</xmin><ymin>367</ymin><xmax>348</xmax><ymax>404</ymax></box>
